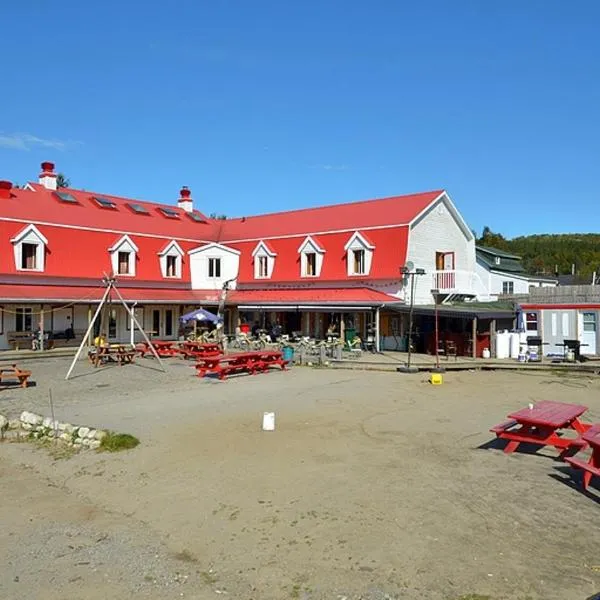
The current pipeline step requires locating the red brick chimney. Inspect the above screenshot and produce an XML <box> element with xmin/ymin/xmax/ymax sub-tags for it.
<box><xmin>39</xmin><ymin>161</ymin><xmax>57</xmax><ymax>190</ymax></box>
<box><xmin>0</xmin><ymin>180</ymin><xmax>12</xmax><ymax>199</ymax></box>
<box><xmin>177</xmin><ymin>186</ymin><xmax>193</xmax><ymax>213</ymax></box>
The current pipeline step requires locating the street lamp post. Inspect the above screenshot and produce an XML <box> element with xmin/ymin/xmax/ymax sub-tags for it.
<box><xmin>397</xmin><ymin>267</ymin><xmax>426</xmax><ymax>374</ymax></box>
<box><xmin>432</xmin><ymin>288</ymin><xmax>441</xmax><ymax>370</ymax></box>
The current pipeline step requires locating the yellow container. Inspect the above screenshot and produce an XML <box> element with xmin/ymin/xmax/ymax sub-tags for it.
<box><xmin>430</xmin><ymin>372</ymin><xmax>443</xmax><ymax>385</ymax></box>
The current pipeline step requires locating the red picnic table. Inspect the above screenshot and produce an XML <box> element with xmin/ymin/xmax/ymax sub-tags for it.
<box><xmin>565</xmin><ymin>424</ymin><xmax>600</xmax><ymax>491</ymax></box>
<box><xmin>490</xmin><ymin>400</ymin><xmax>591</xmax><ymax>458</ymax></box>
<box><xmin>179</xmin><ymin>341</ymin><xmax>221</xmax><ymax>359</ymax></box>
<box><xmin>195</xmin><ymin>350</ymin><xmax>288</xmax><ymax>381</ymax></box>
<box><xmin>137</xmin><ymin>340</ymin><xmax>180</xmax><ymax>358</ymax></box>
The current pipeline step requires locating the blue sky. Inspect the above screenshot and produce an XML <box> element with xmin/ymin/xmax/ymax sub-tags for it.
<box><xmin>1</xmin><ymin>0</ymin><xmax>599</xmax><ymax>238</ymax></box>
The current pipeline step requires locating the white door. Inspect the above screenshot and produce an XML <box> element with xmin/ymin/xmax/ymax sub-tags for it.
<box><xmin>581</xmin><ymin>312</ymin><xmax>597</xmax><ymax>355</ymax></box>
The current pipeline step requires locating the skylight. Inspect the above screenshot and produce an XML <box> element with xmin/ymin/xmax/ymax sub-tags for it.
<box><xmin>127</xmin><ymin>203</ymin><xmax>150</xmax><ymax>215</ymax></box>
<box><xmin>54</xmin><ymin>191</ymin><xmax>78</xmax><ymax>204</ymax></box>
<box><xmin>159</xmin><ymin>207</ymin><xmax>180</xmax><ymax>219</ymax></box>
<box><xmin>187</xmin><ymin>212</ymin><xmax>206</xmax><ymax>223</ymax></box>
<box><xmin>93</xmin><ymin>196</ymin><xmax>117</xmax><ymax>209</ymax></box>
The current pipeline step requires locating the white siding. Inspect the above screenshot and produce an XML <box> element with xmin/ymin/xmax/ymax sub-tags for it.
<box><xmin>189</xmin><ymin>243</ymin><xmax>240</xmax><ymax>290</ymax></box>
<box><xmin>475</xmin><ymin>261</ymin><xmax>558</xmax><ymax>297</ymax></box>
<box><xmin>406</xmin><ymin>195</ymin><xmax>475</xmax><ymax>304</ymax></box>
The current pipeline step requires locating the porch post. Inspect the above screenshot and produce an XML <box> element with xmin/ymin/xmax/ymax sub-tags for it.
<box><xmin>375</xmin><ymin>307</ymin><xmax>381</xmax><ymax>352</ymax></box>
<box><xmin>472</xmin><ymin>316</ymin><xmax>478</xmax><ymax>359</ymax></box>
<box><xmin>130</xmin><ymin>303</ymin><xmax>136</xmax><ymax>346</ymax></box>
<box><xmin>489</xmin><ymin>319</ymin><xmax>496</xmax><ymax>358</ymax></box>
<box><xmin>87</xmin><ymin>304</ymin><xmax>92</xmax><ymax>346</ymax></box>
<box><xmin>40</xmin><ymin>306</ymin><xmax>45</xmax><ymax>351</ymax></box>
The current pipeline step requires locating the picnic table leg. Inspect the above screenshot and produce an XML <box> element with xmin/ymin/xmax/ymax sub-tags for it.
<box><xmin>503</xmin><ymin>440</ymin><xmax>520</xmax><ymax>454</ymax></box>
<box><xmin>571</xmin><ymin>418</ymin><xmax>591</xmax><ymax>434</ymax></box>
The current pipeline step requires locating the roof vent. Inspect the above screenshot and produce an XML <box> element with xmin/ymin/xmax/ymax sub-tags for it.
<box><xmin>0</xmin><ymin>180</ymin><xmax>12</xmax><ymax>199</ymax></box>
<box><xmin>39</xmin><ymin>161</ymin><xmax>57</xmax><ymax>190</ymax></box>
<box><xmin>177</xmin><ymin>186</ymin><xmax>193</xmax><ymax>213</ymax></box>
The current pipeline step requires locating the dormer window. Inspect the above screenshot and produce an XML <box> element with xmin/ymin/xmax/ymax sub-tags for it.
<box><xmin>158</xmin><ymin>240</ymin><xmax>184</xmax><ymax>279</ymax></box>
<box><xmin>108</xmin><ymin>235</ymin><xmax>138</xmax><ymax>277</ymax></box>
<box><xmin>11</xmin><ymin>224</ymin><xmax>48</xmax><ymax>272</ymax></box>
<box><xmin>252</xmin><ymin>241</ymin><xmax>277</xmax><ymax>279</ymax></box>
<box><xmin>208</xmin><ymin>257</ymin><xmax>221</xmax><ymax>278</ymax></box>
<box><xmin>298</xmin><ymin>236</ymin><xmax>325</xmax><ymax>278</ymax></box>
<box><xmin>344</xmin><ymin>231</ymin><xmax>375</xmax><ymax>276</ymax></box>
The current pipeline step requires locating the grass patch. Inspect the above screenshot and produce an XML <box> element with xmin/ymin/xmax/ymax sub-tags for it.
<box><xmin>200</xmin><ymin>570</ymin><xmax>218</xmax><ymax>584</ymax></box>
<box><xmin>173</xmin><ymin>549</ymin><xmax>198</xmax><ymax>563</ymax></box>
<box><xmin>99</xmin><ymin>431</ymin><xmax>140</xmax><ymax>452</ymax></box>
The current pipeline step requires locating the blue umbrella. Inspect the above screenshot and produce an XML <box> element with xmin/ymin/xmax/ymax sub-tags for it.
<box><xmin>515</xmin><ymin>307</ymin><xmax>525</xmax><ymax>332</ymax></box>
<box><xmin>180</xmin><ymin>308</ymin><xmax>222</xmax><ymax>324</ymax></box>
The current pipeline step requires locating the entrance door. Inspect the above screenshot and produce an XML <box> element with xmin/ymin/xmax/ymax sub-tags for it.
<box><xmin>581</xmin><ymin>312</ymin><xmax>597</xmax><ymax>355</ymax></box>
<box><xmin>152</xmin><ymin>309</ymin><xmax>161</xmax><ymax>338</ymax></box>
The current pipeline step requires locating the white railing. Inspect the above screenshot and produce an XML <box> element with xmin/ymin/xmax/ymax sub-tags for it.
<box><xmin>431</xmin><ymin>269</ymin><xmax>492</xmax><ymax>300</ymax></box>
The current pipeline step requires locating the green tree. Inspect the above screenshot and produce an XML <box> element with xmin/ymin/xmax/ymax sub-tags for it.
<box><xmin>56</xmin><ymin>173</ymin><xmax>70</xmax><ymax>188</ymax></box>
<box><xmin>209</xmin><ymin>213</ymin><xmax>227</xmax><ymax>220</ymax></box>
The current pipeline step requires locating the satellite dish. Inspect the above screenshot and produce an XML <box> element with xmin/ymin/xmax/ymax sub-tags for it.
<box><xmin>404</xmin><ymin>261</ymin><xmax>414</xmax><ymax>273</ymax></box>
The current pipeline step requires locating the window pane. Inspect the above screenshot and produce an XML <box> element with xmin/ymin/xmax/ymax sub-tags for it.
<box><xmin>22</xmin><ymin>243</ymin><xmax>37</xmax><ymax>269</ymax></box>
<box><xmin>215</xmin><ymin>259</ymin><xmax>221</xmax><ymax>278</ymax></box>
<box><xmin>108</xmin><ymin>309</ymin><xmax>117</xmax><ymax>338</ymax></box>
<box><xmin>118</xmin><ymin>252</ymin><xmax>129</xmax><ymax>274</ymax></box>
<box><xmin>165</xmin><ymin>310</ymin><xmax>173</xmax><ymax>336</ymax></box>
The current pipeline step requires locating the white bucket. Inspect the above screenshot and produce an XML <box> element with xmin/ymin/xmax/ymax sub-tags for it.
<box><xmin>482</xmin><ymin>348</ymin><xmax>490</xmax><ymax>359</ymax></box>
<box><xmin>529</xmin><ymin>350</ymin><xmax>538</xmax><ymax>361</ymax></box>
<box><xmin>262</xmin><ymin>412</ymin><xmax>275</xmax><ymax>431</ymax></box>
<box><xmin>517</xmin><ymin>353</ymin><xmax>527</xmax><ymax>363</ymax></box>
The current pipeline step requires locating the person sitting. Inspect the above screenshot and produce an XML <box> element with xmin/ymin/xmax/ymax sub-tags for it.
<box><xmin>94</xmin><ymin>332</ymin><xmax>108</xmax><ymax>348</ymax></box>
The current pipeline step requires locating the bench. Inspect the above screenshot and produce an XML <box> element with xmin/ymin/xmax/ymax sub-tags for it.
<box><xmin>0</xmin><ymin>364</ymin><xmax>32</xmax><ymax>388</ymax></box>
<box><xmin>490</xmin><ymin>419</ymin><xmax>518</xmax><ymax>434</ymax></box>
<box><xmin>565</xmin><ymin>456</ymin><xmax>600</xmax><ymax>491</ymax></box>
<box><xmin>7</xmin><ymin>331</ymin><xmax>33</xmax><ymax>350</ymax></box>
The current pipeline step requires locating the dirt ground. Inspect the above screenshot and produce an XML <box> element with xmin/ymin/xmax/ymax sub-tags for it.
<box><xmin>1</xmin><ymin>357</ymin><xmax>599</xmax><ymax>600</ymax></box>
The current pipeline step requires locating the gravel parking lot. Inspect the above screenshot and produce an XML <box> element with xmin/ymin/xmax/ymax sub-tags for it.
<box><xmin>1</xmin><ymin>357</ymin><xmax>599</xmax><ymax>600</ymax></box>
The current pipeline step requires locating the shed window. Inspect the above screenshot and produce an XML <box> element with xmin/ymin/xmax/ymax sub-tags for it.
<box><xmin>526</xmin><ymin>312</ymin><xmax>538</xmax><ymax>331</ymax></box>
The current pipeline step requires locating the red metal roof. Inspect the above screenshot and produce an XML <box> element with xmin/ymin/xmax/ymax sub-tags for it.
<box><xmin>218</xmin><ymin>191</ymin><xmax>443</xmax><ymax>241</ymax></box>
<box><xmin>233</xmin><ymin>227</ymin><xmax>409</xmax><ymax>283</ymax></box>
<box><xmin>3</xmin><ymin>184</ymin><xmax>217</xmax><ymax>241</ymax></box>
<box><xmin>0</xmin><ymin>284</ymin><xmax>399</xmax><ymax>306</ymax></box>
<box><xmin>0</xmin><ymin>284</ymin><xmax>221</xmax><ymax>304</ymax></box>
<box><xmin>229</xmin><ymin>287</ymin><xmax>400</xmax><ymax>305</ymax></box>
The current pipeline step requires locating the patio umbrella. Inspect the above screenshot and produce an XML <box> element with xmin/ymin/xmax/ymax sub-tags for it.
<box><xmin>180</xmin><ymin>308</ymin><xmax>223</xmax><ymax>325</ymax></box>
<box><xmin>515</xmin><ymin>307</ymin><xmax>525</xmax><ymax>332</ymax></box>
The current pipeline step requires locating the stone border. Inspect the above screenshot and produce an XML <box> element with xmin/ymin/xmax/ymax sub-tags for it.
<box><xmin>0</xmin><ymin>411</ymin><xmax>107</xmax><ymax>450</ymax></box>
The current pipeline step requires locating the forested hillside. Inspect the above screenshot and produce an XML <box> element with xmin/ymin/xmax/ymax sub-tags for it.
<box><xmin>477</xmin><ymin>227</ymin><xmax>600</xmax><ymax>280</ymax></box>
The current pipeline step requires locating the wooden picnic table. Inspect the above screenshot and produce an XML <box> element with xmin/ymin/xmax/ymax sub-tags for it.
<box><xmin>490</xmin><ymin>400</ymin><xmax>591</xmax><ymax>458</ymax></box>
<box><xmin>88</xmin><ymin>346</ymin><xmax>136</xmax><ymax>367</ymax></box>
<box><xmin>565</xmin><ymin>424</ymin><xmax>600</xmax><ymax>491</ymax></box>
<box><xmin>0</xmin><ymin>363</ymin><xmax>32</xmax><ymax>388</ymax></box>
<box><xmin>195</xmin><ymin>350</ymin><xmax>288</xmax><ymax>380</ymax></box>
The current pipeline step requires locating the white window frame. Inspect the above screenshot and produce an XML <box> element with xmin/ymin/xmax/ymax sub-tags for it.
<box><xmin>252</xmin><ymin>241</ymin><xmax>277</xmax><ymax>279</ymax></box>
<box><xmin>108</xmin><ymin>234</ymin><xmax>138</xmax><ymax>277</ymax></box>
<box><xmin>158</xmin><ymin>240</ymin><xmax>184</xmax><ymax>279</ymax></box>
<box><xmin>208</xmin><ymin>257</ymin><xmax>222</xmax><ymax>279</ymax></box>
<box><xmin>298</xmin><ymin>236</ymin><xmax>325</xmax><ymax>278</ymax></box>
<box><xmin>11</xmin><ymin>224</ymin><xmax>48</xmax><ymax>272</ymax></box>
<box><xmin>502</xmin><ymin>281</ymin><xmax>514</xmax><ymax>295</ymax></box>
<box><xmin>344</xmin><ymin>231</ymin><xmax>375</xmax><ymax>276</ymax></box>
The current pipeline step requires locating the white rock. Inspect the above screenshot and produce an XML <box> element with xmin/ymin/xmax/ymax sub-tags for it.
<box><xmin>73</xmin><ymin>438</ymin><xmax>83</xmax><ymax>445</ymax></box>
<box><xmin>57</xmin><ymin>422</ymin><xmax>70</xmax><ymax>432</ymax></box>
<box><xmin>42</xmin><ymin>417</ymin><xmax>56</xmax><ymax>429</ymax></box>
<box><xmin>86</xmin><ymin>429</ymin><xmax>97</xmax><ymax>439</ymax></box>
<box><xmin>8</xmin><ymin>419</ymin><xmax>20</xmax><ymax>430</ymax></box>
<box><xmin>89</xmin><ymin>440</ymin><xmax>101</xmax><ymax>450</ymax></box>
<box><xmin>77</xmin><ymin>427</ymin><xmax>90</xmax><ymax>438</ymax></box>
<box><xmin>0</xmin><ymin>415</ymin><xmax>8</xmax><ymax>431</ymax></box>
<box><xmin>59</xmin><ymin>432</ymin><xmax>72</xmax><ymax>442</ymax></box>
<box><xmin>81</xmin><ymin>438</ymin><xmax>91</xmax><ymax>447</ymax></box>
<box><xmin>94</xmin><ymin>430</ymin><xmax>107</xmax><ymax>441</ymax></box>
<box><xmin>21</xmin><ymin>422</ymin><xmax>33</xmax><ymax>431</ymax></box>
<box><xmin>63</xmin><ymin>424</ymin><xmax>75</xmax><ymax>434</ymax></box>
<box><xmin>21</xmin><ymin>412</ymin><xmax>42</xmax><ymax>426</ymax></box>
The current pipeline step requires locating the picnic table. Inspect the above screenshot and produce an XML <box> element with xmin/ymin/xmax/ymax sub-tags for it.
<box><xmin>179</xmin><ymin>341</ymin><xmax>221</xmax><ymax>359</ymax></box>
<box><xmin>88</xmin><ymin>345</ymin><xmax>136</xmax><ymax>367</ymax></box>
<box><xmin>137</xmin><ymin>340</ymin><xmax>180</xmax><ymax>358</ymax></box>
<box><xmin>195</xmin><ymin>350</ymin><xmax>288</xmax><ymax>380</ymax></box>
<box><xmin>565</xmin><ymin>424</ymin><xmax>600</xmax><ymax>491</ymax></box>
<box><xmin>490</xmin><ymin>400</ymin><xmax>591</xmax><ymax>458</ymax></box>
<box><xmin>0</xmin><ymin>363</ymin><xmax>32</xmax><ymax>388</ymax></box>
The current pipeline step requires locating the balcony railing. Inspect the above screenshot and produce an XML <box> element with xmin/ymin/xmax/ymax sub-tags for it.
<box><xmin>431</xmin><ymin>269</ymin><xmax>491</xmax><ymax>300</ymax></box>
